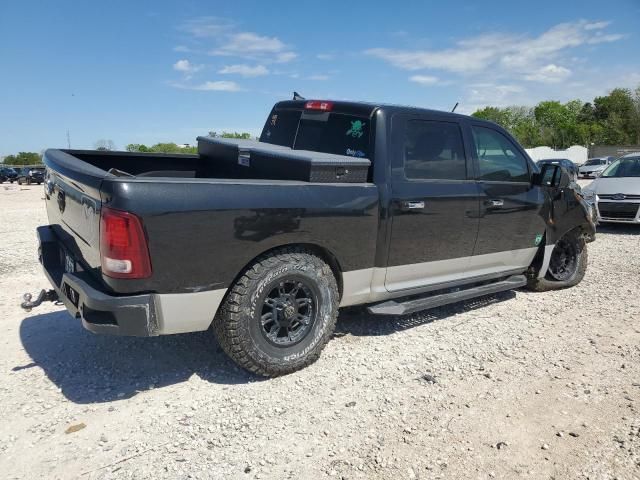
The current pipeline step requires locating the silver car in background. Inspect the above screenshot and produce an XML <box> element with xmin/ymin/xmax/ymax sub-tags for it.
<box><xmin>582</xmin><ymin>153</ymin><xmax>640</xmax><ymax>224</ymax></box>
<box><xmin>579</xmin><ymin>157</ymin><xmax>614</xmax><ymax>178</ymax></box>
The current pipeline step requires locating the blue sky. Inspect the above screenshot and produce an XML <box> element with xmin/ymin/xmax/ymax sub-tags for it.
<box><xmin>1</xmin><ymin>0</ymin><xmax>639</xmax><ymax>156</ymax></box>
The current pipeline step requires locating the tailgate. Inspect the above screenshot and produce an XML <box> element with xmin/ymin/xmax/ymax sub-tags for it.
<box><xmin>43</xmin><ymin>149</ymin><xmax>105</xmax><ymax>275</ymax></box>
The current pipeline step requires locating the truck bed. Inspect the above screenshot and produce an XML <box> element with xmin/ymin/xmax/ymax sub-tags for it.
<box><xmin>60</xmin><ymin>139</ymin><xmax>370</xmax><ymax>184</ymax></box>
<box><xmin>41</xmin><ymin>148</ymin><xmax>379</xmax><ymax>297</ymax></box>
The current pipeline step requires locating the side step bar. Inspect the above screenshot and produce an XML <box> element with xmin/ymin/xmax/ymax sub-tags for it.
<box><xmin>367</xmin><ymin>275</ymin><xmax>527</xmax><ymax>316</ymax></box>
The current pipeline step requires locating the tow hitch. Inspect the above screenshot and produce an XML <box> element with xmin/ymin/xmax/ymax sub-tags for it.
<box><xmin>21</xmin><ymin>289</ymin><xmax>58</xmax><ymax>312</ymax></box>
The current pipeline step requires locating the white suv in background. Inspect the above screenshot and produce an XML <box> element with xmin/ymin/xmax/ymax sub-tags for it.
<box><xmin>582</xmin><ymin>153</ymin><xmax>640</xmax><ymax>224</ymax></box>
<box><xmin>579</xmin><ymin>157</ymin><xmax>615</xmax><ymax>178</ymax></box>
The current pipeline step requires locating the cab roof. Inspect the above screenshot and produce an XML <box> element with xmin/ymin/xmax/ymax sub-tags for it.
<box><xmin>273</xmin><ymin>99</ymin><xmax>475</xmax><ymax>122</ymax></box>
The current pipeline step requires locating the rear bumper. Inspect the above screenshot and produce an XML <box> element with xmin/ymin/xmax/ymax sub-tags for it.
<box><xmin>37</xmin><ymin>226</ymin><xmax>227</xmax><ymax>336</ymax></box>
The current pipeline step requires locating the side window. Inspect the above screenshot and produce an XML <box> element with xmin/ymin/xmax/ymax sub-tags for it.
<box><xmin>472</xmin><ymin>126</ymin><xmax>529</xmax><ymax>182</ymax></box>
<box><xmin>404</xmin><ymin>120</ymin><xmax>467</xmax><ymax>180</ymax></box>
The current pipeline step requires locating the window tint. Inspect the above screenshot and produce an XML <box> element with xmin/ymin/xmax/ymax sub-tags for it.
<box><xmin>260</xmin><ymin>109</ymin><xmax>371</xmax><ymax>159</ymax></box>
<box><xmin>259</xmin><ymin>109</ymin><xmax>302</xmax><ymax>147</ymax></box>
<box><xmin>294</xmin><ymin>113</ymin><xmax>370</xmax><ymax>158</ymax></box>
<box><xmin>404</xmin><ymin>120</ymin><xmax>466</xmax><ymax>180</ymax></box>
<box><xmin>472</xmin><ymin>126</ymin><xmax>529</xmax><ymax>182</ymax></box>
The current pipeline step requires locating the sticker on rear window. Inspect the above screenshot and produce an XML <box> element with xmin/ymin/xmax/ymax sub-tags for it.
<box><xmin>346</xmin><ymin>120</ymin><xmax>365</xmax><ymax>138</ymax></box>
<box><xmin>346</xmin><ymin>148</ymin><xmax>366</xmax><ymax>158</ymax></box>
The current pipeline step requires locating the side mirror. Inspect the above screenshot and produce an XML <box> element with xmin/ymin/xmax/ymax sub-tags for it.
<box><xmin>534</xmin><ymin>164</ymin><xmax>572</xmax><ymax>188</ymax></box>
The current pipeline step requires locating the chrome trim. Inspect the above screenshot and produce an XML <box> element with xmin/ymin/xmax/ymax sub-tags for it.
<box><xmin>154</xmin><ymin>288</ymin><xmax>227</xmax><ymax>334</ymax></box>
<box><xmin>340</xmin><ymin>248</ymin><xmax>539</xmax><ymax>307</ymax></box>
<box><xmin>538</xmin><ymin>245</ymin><xmax>555</xmax><ymax>279</ymax></box>
<box><xmin>385</xmin><ymin>247</ymin><xmax>538</xmax><ymax>292</ymax></box>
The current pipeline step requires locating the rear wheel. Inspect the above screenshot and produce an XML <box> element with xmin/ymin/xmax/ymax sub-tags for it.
<box><xmin>212</xmin><ymin>248</ymin><xmax>339</xmax><ymax>377</ymax></box>
<box><xmin>527</xmin><ymin>231</ymin><xmax>587</xmax><ymax>291</ymax></box>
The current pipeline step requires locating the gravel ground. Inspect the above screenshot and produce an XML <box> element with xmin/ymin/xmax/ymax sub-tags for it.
<box><xmin>1</xmin><ymin>183</ymin><xmax>639</xmax><ymax>480</ymax></box>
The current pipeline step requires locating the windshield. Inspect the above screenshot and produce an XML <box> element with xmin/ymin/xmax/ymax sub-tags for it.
<box><xmin>601</xmin><ymin>157</ymin><xmax>640</xmax><ymax>178</ymax></box>
<box><xmin>584</xmin><ymin>159</ymin><xmax>605</xmax><ymax>166</ymax></box>
<box><xmin>260</xmin><ymin>108</ymin><xmax>372</xmax><ymax>159</ymax></box>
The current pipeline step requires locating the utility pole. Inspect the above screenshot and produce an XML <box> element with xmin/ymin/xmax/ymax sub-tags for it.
<box><xmin>66</xmin><ymin>130</ymin><xmax>71</xmax><ymax>149</ymax></box>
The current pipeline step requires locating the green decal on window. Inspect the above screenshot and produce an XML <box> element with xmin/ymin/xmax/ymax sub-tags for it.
<box><xmin>535</xmin><ymin>234</ymin><xmax>543</xmax><ymax>246</ymax></box>
<box><xmin>346</xmin><ymin>120</ymin><xmax>365</xmax><ymax>138</ymax></box>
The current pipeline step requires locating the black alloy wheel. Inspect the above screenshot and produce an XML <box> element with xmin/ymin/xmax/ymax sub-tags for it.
<box><xmin>547</xmin><ymin>237</ymin><xmax>579</xmax><ymax>281</ymax></box>
<box><xmin>260</xmin><ymin>278</ymin><xmax>317</xmax><ymax>347</ymax></box>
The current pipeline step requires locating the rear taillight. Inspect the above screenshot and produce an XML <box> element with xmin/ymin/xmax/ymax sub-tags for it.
<box><xmin>100</xmin><ymin>206</ymin><xmax>152</xmax><ymax>279</ymax></box>
<box><xmin>304</xmin><ymin>100</ymin><xmax>333</xmax><ymax>111</ymax></box>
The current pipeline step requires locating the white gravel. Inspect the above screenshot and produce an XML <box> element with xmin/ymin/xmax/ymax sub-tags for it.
<box><xmin>1</xmin><ymin>184</ymin><xmax>639</xmax><ymax>479</ymax></box>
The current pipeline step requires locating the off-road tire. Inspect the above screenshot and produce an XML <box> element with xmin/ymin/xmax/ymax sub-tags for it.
<box><xmin>212</xmin><ymin>248</ymin><xmax>339</xmax><ymax>377</ymax></box>
<box><xmin>527</xmin><ymin>231</ymin><xmax>588</xmax><ymax>291</ymax></box>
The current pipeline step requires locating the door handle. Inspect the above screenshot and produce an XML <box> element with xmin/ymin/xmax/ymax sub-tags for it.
<box><xmin>400</xmin><ymin>200</ymin><xmax>425</xmax><ymax>210</ymax></box>
<box><xmin>484</xmin><ymin>199</ymin><xmax>504</xmax><ymax>208</ymax></box>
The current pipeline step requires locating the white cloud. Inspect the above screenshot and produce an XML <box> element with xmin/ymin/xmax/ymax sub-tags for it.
<box><xmin>193</xmin><ymin>81</ymin><xmax>241</xmax><ymax>91</ymax></box>
<box><xmin>178</xmin><ymin>18</ymin><xmax>297</xmax><ymax>64</ymax></box>
<box><xmin>524</xmin><ymin>64</ymin><xmax>571</xmax><ymax>83</ymax></box>
<box><xmin>219</xmin><ymin>64</ymin><xmax>269</xmax><ymax>77</ymax></box>
<box><xmin>179</xmin><ymin>17</ymin><xmax>234</xmax><ymax>38</ymax></box>
<box><xmin>171</xmin><ymin>80</ymin><xmax>242</xmax><ymax>92</ymax></box>
<box><xmin>307</xmin><ymin>74</ymin><xmax>330</xmax><ymax>81</ymax></box>
<box><xmin>366</xmin><ymin>20</ymin><xmax>624</xmax><ymax>83</ymax></box>
<box><xmin>213</xmin><ymin>32</ymin><xmax>286</xmax><ymax>56</ymax></box>
<box><xmin>584</xmin><ymin>21</ymin><xmax>610</xmax><ymax>30</ymax></box>
<box><xmin>409</xmin><ymin>75</ymin><xmax>440</xmax><ymax>86</ymax></box>
<box><xmin>173</xmin><ymin>59</ymin><xmax>203</xmax><ymax>74</ymax></box>
<box><xmin>316</xmin><ymin>53</ymin><xmax>334</xmax><ymax>60</ymax></box>
<box><xmin>275</xmin><ymin>52</ymin><xmax>297</xmax><ymax>63</ymax></box>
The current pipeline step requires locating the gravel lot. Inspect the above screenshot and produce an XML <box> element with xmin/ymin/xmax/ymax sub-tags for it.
<box><xmin>1</xmin><ymin>183</ymin><xmax>639</xmax><ymax>480</ymax></box>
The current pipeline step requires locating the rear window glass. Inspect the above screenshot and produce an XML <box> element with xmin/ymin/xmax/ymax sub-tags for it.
<box><xmin>260</xmin><ymin>109</ymin><xmax>371</xmax><ymax>159</ymax></box>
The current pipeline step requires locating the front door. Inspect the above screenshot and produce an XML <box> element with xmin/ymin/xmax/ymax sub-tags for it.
<box><xmin>385</xmin><ymin>115</ymin><xmax>480</xmax><ymax>292</ymax></box>
<box><xmin>469</xmin><ymin>124</ymin><xmax>546</xmax><ymax>274</ymax></box>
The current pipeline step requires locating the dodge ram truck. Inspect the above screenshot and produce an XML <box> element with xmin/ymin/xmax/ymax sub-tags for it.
<box><xmin>23</xmin><ymin>99</ymin><xmax>596</xmax><ymax>376</ymax></box>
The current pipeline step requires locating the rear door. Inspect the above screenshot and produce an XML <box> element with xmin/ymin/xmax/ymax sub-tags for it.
<box><xmin>384</xmin><ymin>114</ymin><xmax>480</xmax><ymax>292</ymax></box>
<box><xmin>468</xmin><ymin>123</ymin><xmax>546</xmax><ymax>273</ymax></box>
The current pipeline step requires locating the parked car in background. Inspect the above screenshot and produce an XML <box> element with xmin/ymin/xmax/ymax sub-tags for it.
<box><xmin>16</xmin><ymin>166</ymin><xmax>45</xmax><ymax>185</ymax></box>
<box><xmin>536</xmin><ymin>158</ymin><xmax>578</xmax><ymax>181</ymax></box>
<box><xmin>579</xmin><ymin>157</ymin><xmax>614</xmax><ymax>178</ymax></box>
<box><xmin>0</xmin><ymin>167</ymin><xmax>18</xmax><ymax>183</ymax></box>
<box><xmin>582</xmin><ymin>153</ymin><xmax>640</xmax><ymax>223</ymax></box>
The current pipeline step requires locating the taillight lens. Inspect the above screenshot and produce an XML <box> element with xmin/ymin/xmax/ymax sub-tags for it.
<box><xmin>100</xmin><ymin>206</ymin><xmax>152</xmax><ymax>279</ymax></box>
<box><xmin>304</xmin><ymin>100</ymin><xmax>333</xmax><ymax>111</ymax></box>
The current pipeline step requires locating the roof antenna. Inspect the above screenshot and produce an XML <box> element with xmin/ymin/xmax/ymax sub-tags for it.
<box><xmin>293</xmin><ymin>91</ymin><xmax>306</xmax><ymax>101</ymax></box>
<box><xmin>451</xmin><ymin>102</ymin><xmax>459</xmax><ymax>113</ymax></box>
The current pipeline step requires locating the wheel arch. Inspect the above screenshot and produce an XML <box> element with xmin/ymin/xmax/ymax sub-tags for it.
<box><xmin>528</xmin><ymin>224</ymin><xmax>591</xmax><ymax>278</ymax></box>
<box><xmin>226</xmin><ymin>242</ymin><xmax>345</xmax><ymax>301</ymax></box>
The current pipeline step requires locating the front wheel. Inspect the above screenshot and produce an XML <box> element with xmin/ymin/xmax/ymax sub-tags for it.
<box><xmin>212</xmin><ymin>249</ymin><xmax>339</xmax><ymax>377</ymax></box>
<box><xmin>527</xmin><ymin>231</ymin><xmax>588</xmax><ymax>291</ymax></box>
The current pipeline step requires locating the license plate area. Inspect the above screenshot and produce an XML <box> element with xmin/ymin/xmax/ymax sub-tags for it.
<box><xmin>63</xmin><ymin>283</ymin><xmax>80</xmax><ymax>307</ymax></box>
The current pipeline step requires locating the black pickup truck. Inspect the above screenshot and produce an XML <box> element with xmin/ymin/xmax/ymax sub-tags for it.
<box><xmin>25</xmin><ymin>99</ymin><xmax>595</xmax><ymax>376</ymax></box>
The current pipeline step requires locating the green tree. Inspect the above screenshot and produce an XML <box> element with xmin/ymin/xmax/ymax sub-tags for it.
<box><xmin>95</xmin><ymin>139</ymin><xmax>116</xmax><ymax>151</ymax></box>
<box><xmin>593</xmin><ymin>88</ymin><xmax>638</xmax><ymax>144</ymax></box>
<box><xmin>3</xmin><ymin>152</ymin><xmax>42</xmax><ymax>165</ymax></box>
<box><xmin>126</xmin><ymin>144</ymin><xmax>150</xmax><ymax>152</ymax></box>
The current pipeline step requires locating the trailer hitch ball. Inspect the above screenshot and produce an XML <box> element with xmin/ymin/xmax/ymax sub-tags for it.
<box><xmin>20</xmin><ymin>289</ymin><xmax>58</xmax><ymax>311</ymax></box>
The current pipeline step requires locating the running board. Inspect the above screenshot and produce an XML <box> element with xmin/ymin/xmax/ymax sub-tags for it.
<box><xmin>367</xmin><ymin>275</ymin><xmax>527</xmax><ymax>316</ymax></box>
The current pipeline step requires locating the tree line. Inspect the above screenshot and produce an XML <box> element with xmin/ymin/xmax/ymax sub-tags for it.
<box><xmin>2</xmin><ymin>152</ymin><xmax>42</xmax><ymax>165</ymax></box>
<box><xmin>472</xmin><ymin>86</ymin><xmax>640</xmax><ymax>149</ymax></box>
<box><xmin>124</xmin><ymin>132</ymin><xmax>252</xmax><ymax>154</ymax></box>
